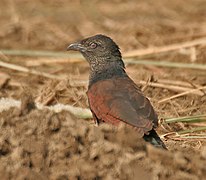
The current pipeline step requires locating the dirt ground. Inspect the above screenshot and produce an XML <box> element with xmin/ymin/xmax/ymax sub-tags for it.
<box><xmin>0</xmin><ymin>0</ymin><xmax>206</xmax><ymax>179</ymax></box>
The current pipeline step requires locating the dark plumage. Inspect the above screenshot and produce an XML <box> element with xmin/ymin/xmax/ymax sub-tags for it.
<box><xmin>67</xmin><ymin>34</ymin><xmax>167</xmax><ymax>149</ymax></box>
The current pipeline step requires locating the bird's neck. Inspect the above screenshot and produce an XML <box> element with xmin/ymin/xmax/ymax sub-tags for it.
<box><xmin>88</xmin><ymin>59</ymin><xmax>127</xmax><ymax>88</ymax></box>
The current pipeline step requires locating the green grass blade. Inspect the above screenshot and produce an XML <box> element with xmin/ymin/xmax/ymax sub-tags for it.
<box><xmin>178</xmin><ymin>126</ymin><xmax>206</xmax><ymax>134</ymax></box>
<box><xmin>164</xmin><ymin>114</ymin><xmax>206</xmax><ymax>124</ymax></box>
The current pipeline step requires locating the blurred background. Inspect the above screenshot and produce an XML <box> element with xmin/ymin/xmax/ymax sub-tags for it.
<box><xmin>0</xmin><ymin>0</ymin><xmax>206</xmax><ymax>55</ymax></box>
<box><xmin>0</xmin><ymin>1</ymin><xmax>206</xmax><ymax>179</ymax></box>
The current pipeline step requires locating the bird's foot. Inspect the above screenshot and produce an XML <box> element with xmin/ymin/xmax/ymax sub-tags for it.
<box><xmin>94</xmin><ymin>120</ymin><xmax>99</xmax><ymax>127</ymax></box>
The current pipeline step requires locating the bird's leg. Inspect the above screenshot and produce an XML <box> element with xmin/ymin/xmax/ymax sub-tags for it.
<box><xmin>92</xmin><ymin>113</ymin><xmax>100</xmax><ymax>127</ymax></box>
<box><xmin>88</xmin><ymin>100</ymin><xmax>100</xmax><ymax>126</ymax></box>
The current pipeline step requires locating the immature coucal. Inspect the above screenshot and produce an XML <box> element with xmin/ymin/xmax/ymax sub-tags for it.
<box><xmin>67</xmin><ymin>34</ymin><xmax>167</xmax><ymax>149</ymax></box>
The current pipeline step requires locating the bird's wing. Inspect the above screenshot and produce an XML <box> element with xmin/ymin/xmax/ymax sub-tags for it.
<box><xmin>87</xmin><ymin>77</ymin><xmax>158</xmax><ymax>136</ymax></box>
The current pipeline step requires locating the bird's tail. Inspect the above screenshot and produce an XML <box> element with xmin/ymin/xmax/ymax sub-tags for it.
<box><xmin>143</xmin><ymin>129</ymin><xmax>167</xmax><ymax>150</ymax></box>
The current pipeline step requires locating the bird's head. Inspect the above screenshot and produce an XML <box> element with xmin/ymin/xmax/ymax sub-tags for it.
<box><xmin>67</xmin><ymin>34</ymin><xmax>122</xmax><ymax>64</ymax></box>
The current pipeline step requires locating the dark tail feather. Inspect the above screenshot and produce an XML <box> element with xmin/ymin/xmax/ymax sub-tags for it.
<box><xmin>143</xmin><ymin>129</ymin><xmax>167</xmax><ymax>150</ymax></box>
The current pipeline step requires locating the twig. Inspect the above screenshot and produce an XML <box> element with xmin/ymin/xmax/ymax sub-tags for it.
<box><xmin>190</xmin><ymin>123</ymin><xmax>206</xmax><ymax>127</ymax></box>
<box><xmin>162</xmin><ymin>132</ymin><xmax>206</xmax><ymax>141</ymax></box>
<box><xmin>0</xmin><ymin>51</ymin><xmax>10</xmax><ymax>61</ymax></box>
<box><xmin>25</xmin><ymin>58</ymin><xmax>82</xmax><ymax>66</ymax></box>
<box><xmin>178</xmin><ymin>136</ymin><xmax>206</xmax><ymax>139</ymax></box>
<box><xmin>38</xmin><ymin>103</ymin><xmax>92</xmax><ymax>119</ymax></box>
<box><xmin>177</xmin><ymin>107</ymin><xmax>200</xmax><ymax>113</ymax></box>
<box><xmin>1</xmin><ymin>49</ymin><xmax>206</xmax><ymax>70</ymax></box>
<box><xmin>139</xmin><ymin>81</ymin><xmax>204</xmax><ymax>96</ymax></box>
<box><xmin>167</xmin><ymin>136</ymin><xmax>206</xmax><ymax>141</ymax></box>
<box><xmin>0</xmin><ymin>60</ymin><xmax>66</xmax><ymax>80</ymax></box>
<box><xmin>68</xmin><ymin>80</ymin><xmax>205</xmax><ymax>96</ymax></box>
<box><xmin>158</xmin><ymin>85</ymin><xmax>206</xmax><ymax>103</ymax></box>
<box><xmin>178</xmin><ymin>127</ymin><xmax>206</xmax><ymax>134</ymax></box>
<box><xmin>0</xmin><ymin>97</ymin><xmax>92</xmax><ymax>119</ymax></box>
<box><xmin>164</xmin><ymin>114</ymin><xmax>206</xmax><ymax>124</ymax></box>
<box><xmin>0</xmin><ymin>49</ymin><xmax>82</xmax><ymax>59</ymax></box>
<box><xmin>1</xmin><ymin>59</ymin><xmax>204</xmax><ymax>100</ymax></box>
<box><xmin>124</xmin><ymin>37</ymin><xmax>206</xmax><ymax>57</ymax></box>
<box><xmin>125</xmin><ymin>59</ymin><xmax>206</xmax><ymax>70</ymax></box>
<box><xmin>157</xmin><ymin>79</ymin><xmax>197</xmax><ymax>88</ymax></box>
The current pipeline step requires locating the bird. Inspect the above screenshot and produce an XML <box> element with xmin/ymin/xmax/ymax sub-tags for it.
<box><xmin>67</xmin><ymin>34</ymin><xmax>167</xmax><ymax>149</ymax></box>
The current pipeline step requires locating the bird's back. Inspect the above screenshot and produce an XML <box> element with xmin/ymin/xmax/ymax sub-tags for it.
<box><xmin>87</xmin><ymin>76</ymin><xmax>158</xmax><ymax>137</ymax></box>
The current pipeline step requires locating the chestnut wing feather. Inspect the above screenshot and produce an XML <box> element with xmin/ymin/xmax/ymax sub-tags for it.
<box><xmin>87</xmin><ymin>77</ymin><xmax>158</xmax><ymax>136</ymax></box>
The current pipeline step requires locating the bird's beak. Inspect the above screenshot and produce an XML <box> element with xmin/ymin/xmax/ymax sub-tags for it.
<box><xmin>67</xmin><ymin>42</ymin><xmax>87</xmax><ymax>52</ymax></box>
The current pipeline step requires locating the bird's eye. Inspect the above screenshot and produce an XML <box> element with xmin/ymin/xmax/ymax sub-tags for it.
<box><xmin>90</xmin><ymin>42</ymin><xmax>97</xmax><ymax>49</ymax></box>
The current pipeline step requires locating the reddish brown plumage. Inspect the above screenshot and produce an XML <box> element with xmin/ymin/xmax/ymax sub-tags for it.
<box><xmin>67</xmin><ymin>34</ymin><xmax>167</xmax><ymax>149</ymax></box>
<box><xmin>87</xmin><ymin>76</ymin><xmax>158</xmax><ymax>137</ymax></box>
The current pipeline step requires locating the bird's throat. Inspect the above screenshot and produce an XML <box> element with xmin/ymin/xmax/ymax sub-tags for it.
<box><xmin>89</xmin><ymin>61</ymin><xmax>127</xmax><ymax>87</ymax></box>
